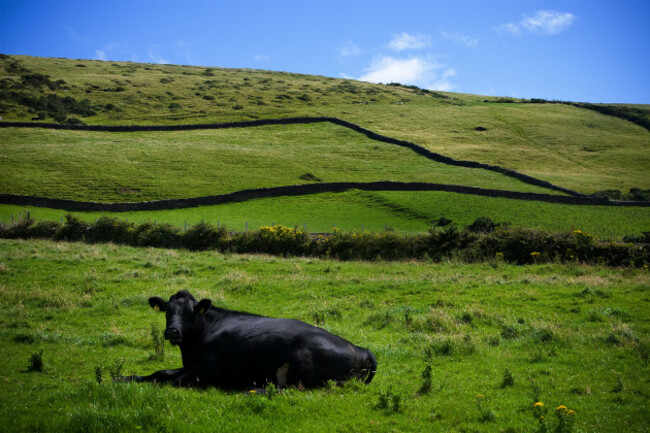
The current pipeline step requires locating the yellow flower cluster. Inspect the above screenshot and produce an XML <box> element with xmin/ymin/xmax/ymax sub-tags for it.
<box><xmin>259</xmin><ymin>225</ymin><xmax>302</xmax><ymax>239</ymax></box>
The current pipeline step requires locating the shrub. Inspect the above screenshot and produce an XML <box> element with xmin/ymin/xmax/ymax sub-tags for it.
<box><xmin>425</xmin><ymin>225</ymin><xmax>476</xmax><ymax>260</ymax></box>
<box><xmin>0</xmin><ymin>215</ymin><xmax>34</xmax><ymax>238</ymax></box>
<box><xmin>474</xmin><ymin>228</ymin><xmax>574</xmax><ymax>264</ymax></box>
<box><xmin>29</xmin><ymin>220</ymin><xmax>61</xmax><ymax>238</ymax></box>
<box><xmin>53</xmin><ymin>214</ymin><xmax>90</xmax><ymax>242</ymax></box>
<box><xmin>326</xmin><ymin>229</ymin><xmax>425</xmax><ymax>261</ymax></box>
<box><xmin>136</xmin><ymin>222</ymin><xmax>181</xmax><ymax>248</ymax></box>
<box><xmin>182</xmin><ymin>221</ymin><xmax>228</xmax><ymax>251</ymax></box>
<box><xmin>233</xmin><ymin>225</ymin><xmax>310</xmax><ymax>256</ymax></box>
<box><xmin>87</xmin><ymin>217</ymin><xmax>136</xmax><ymax>245</ymax></box>
<box><xmin>467</xmin><ymin>216</ymin><xmax>498</xmax><ymax>233</ymax></box>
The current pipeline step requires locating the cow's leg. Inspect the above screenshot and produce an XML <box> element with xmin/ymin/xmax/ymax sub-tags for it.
<box><xmin>276</xmin><ymin>363</ymin><xmax>290</xmax><ymax>388</ymax></box>
<box><xmin>287</xmin><ymin>349</ymin><xmax>315</xmax><ymax>388</ymax></box>
<box><xmin>119</xmin><ymin>368</ymin><xmax>184</xmax><ymax>384</ymax></box>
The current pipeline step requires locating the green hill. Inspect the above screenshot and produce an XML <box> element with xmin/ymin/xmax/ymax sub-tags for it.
<box><xmin>1</xmin><ymin>54</ymin><xmax>648</xmax><ymax>194</ymax></box>
<box><xmin>0</xmin><ymin>54</ymin><xmax>648</xmax><ymax>238</ymax></box>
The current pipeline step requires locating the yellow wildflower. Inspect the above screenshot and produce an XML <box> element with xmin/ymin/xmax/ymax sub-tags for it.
<box><xmin>530</xmin><ymin>251</ymin><xmax>541</xmax><ymax>257</ymax></box>
<box><xmin>534</xmin><ymin>402</ymin><xmax>545</xmax><ymax>407</ymax></box>
<box><xmin>556</xmin><ymin>405</ymin><xmax>567</xmax><ymax>411</ymax></box>
<box><xmin>567</xmin><ymin>410</ymin><xmax>576</xmax><ymax>416</ymax></box>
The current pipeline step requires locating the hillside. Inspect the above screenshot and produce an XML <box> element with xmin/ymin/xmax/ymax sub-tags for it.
<box><xmin>1</xmin><ymin>54</ymin><xmax>648</xmax><ymax>195</ymax></box>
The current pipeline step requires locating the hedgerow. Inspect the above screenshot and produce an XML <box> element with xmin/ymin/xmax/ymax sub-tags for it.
<box><xmin>1</xmin><ymin>215</ymin><xmax>647</xmax><ymax>267</ymax></box>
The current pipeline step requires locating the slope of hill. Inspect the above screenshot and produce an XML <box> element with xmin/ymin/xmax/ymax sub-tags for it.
<box><xmin>1</xmin><ymin>54</ymin><xmax>648</xmax><ymax>194</ymax></box>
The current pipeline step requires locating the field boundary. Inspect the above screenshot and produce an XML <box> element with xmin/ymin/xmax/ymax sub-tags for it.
<box><xmin>1</xmin><ymin>116</ymin><xmax>583</xmax><ymax>196</ymax></box>
<box><xmin>1</xmin><ymin>181</ymin><xmax>648</xmax><ymax>212</ymax></box>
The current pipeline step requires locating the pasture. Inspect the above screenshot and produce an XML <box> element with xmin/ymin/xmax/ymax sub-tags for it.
<box><xmin>1</xmin><ymin>54</ymin><xmax>649</xmax><ymax>432</ymax></box>
<box><xmin>0</xmin><ymin>123</ymin><xmax>561</xmax><ymax>202</ymax></box>
<box><xmin>1</xmin><ymin>189</ymin><xmax>649</xmax><ymax>240</ymax></box>
<box><xmin>1</xmin><ymin>239</ymin><xmax>648</xmax><ymax>432</ymax></box>
<box><xmin>2</xmin><ymin>55</ymin><xmax>649</xmax><ymax>194</ymax></box>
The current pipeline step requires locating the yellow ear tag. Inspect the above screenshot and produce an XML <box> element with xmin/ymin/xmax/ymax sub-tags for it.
<box><xmin>153</xmin><ymin>305</ymin><xmax>161</xmax><ymax>312</ymax></box>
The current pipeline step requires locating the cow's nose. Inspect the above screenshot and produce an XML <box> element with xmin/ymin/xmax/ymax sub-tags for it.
<box><xmin>164</xmin><ymin>328</ymin><xmax>180</xmax><ymax>340</ymax></box>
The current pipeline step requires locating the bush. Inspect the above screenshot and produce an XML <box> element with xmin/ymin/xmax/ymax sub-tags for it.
<box><xmin>232</xmin><ymin>225</ymin><xmax>310</xmax><ymax>256</ymax></box>
<box><xmin>182</xmin><ymin>221</ymin><xmax>228</xmax><ymax>251</ymax></box>
<box><xmin>87</xmin><ymin>217</ymin><xmax>136</xmax><ymax>245</ymax></box>
<box><xmin>324</xmin><ymin>229</ymin><xmax>425</xmax><ymax>261</ymax></box>
<box><xmin>0</xmin><ymin>215</ymin><xmax>34</xmax><ymax>238</ymax></box>
<box><xmin>136</xmin><ymin>222</ymin><xmax>181</xmax><ymax>248</ymax></box>
<box><xmin>29</xmin><ymin>220</ymin><xmax>61</xmax><ymax>238</ymax></box>
<box><xmin>467</xmin><ymin>217</ymin><xmax>498</xmax><ymax>233</ymax></box>
<box><xmin>53</xmin><ymin>214</ymin><xmax>90</xmax><ymax>242</ymax></box>
<box><xmin>425</xmin><ymin>225</ymin><xmax>476</xmax><ymax>260</ymax></box>
<box><xmin>0</xmin><ymin>216</ymin><xmax>647</xmax><ymax>267</ymax></box>
<box><xmin>474</xmin><ymin>228</ymin><xmax>574</xmax><ymax>264</ymax></box>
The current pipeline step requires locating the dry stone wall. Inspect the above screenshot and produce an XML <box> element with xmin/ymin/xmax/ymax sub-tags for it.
<box><xmin>2</xmin><ymin>118</ymin><xmax>648</xmax><ymax>210</ymax></box>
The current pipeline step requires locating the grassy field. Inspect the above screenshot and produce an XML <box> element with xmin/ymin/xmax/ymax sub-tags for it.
<box><xmin>0</xmin><ymin>123</ymin><xmax>562</xmax><ymax>202</ymax></box>
<box><xmin>1</xmin><ymin>53</ymin><xmax>649</xmax><ymax>433</ymax></box>
<box><xmin>1</xmin><ymin>190</ymin><xmax>649</xmax><ymax>240</ymax></box>
<box><xmin>1</xmin><ymin>55</ymin><xmax>649</xmax><ymax>194</ymax></box>
<box><xmin>0</xmin><ymin>239</ymin><xmax>648</xmax><ymax>432</ymax></box>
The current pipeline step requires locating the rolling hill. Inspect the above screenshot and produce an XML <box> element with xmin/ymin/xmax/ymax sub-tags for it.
<box><xmin>0</xmin><ymin>54</ymin><xmax>648</xmax><ymax>238</ymax></box>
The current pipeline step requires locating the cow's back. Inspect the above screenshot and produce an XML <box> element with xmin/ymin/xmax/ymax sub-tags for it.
<box><xmin>194</xmin><ymin>313</ymin><xmax>375</xmax><ymax>388</ymax></box>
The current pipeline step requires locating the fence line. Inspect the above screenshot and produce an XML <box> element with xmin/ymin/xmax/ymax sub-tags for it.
<box><xmin>1</xmin><ymin>181</ymin><xmax>648</xmax><ymax>213</ymax></box>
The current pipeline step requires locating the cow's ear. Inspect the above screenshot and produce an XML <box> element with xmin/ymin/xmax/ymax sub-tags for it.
<box><xmin>148</xmin><ymin>297</ymin><xmax>167</xmax><ymax>312</ymax></box>
<box><xmin>195</xmin><ymin>299</ymin><xmax>212</xmax><ymax>315</ymax></box>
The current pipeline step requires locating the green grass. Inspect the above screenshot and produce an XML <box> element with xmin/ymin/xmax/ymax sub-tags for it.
<box><xmin>2</xmin><ymin>190</ymin><xmax>648</xmax><ymax>240</ymax></box>
<box><xmin>0</xmin><ymin>123</ymin><xmax>562</xmax><ymax>202</ymax></box>
<box><xmin>2</xmin><ymin>54</ymin><xmax>649</xmax><ymax>194</ymax></box>
<box><xmin>1</xmin><ymin>239</ymin><xmax>648</xmax><ymax>432</ymax></box>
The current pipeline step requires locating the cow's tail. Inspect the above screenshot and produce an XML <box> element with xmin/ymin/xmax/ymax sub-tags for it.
<box><xmin>359</xmin><ymin>348</ymin><xmax>377</xmax><ymax>384</ymax></box>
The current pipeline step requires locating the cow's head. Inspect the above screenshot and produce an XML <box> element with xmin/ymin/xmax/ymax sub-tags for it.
<box><xmin>148</xmin><ymin>290</ymin><xmax>212</xmax><ymax>345</ymax></box>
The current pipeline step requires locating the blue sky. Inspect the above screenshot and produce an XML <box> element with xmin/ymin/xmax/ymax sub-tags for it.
<box><xmin>1</xmin><ymin>0</ymin><xmax>649</xmax><ymax>103</ymax></box>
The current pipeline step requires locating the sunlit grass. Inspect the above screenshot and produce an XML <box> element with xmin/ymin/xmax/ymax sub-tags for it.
<box><xmin>0</xmin><ymin>239</ymin><xmax>648</xmax><ymax>432</ymax></box>
<box><xmin>2</xmin><ymin>189</ymin><xmax>647</xmax><ymax>239</ymax></box>
<box><xmin>1</xmin><ymin>55</ymin><xmax>648</xmax><ymax>194</ymax></box>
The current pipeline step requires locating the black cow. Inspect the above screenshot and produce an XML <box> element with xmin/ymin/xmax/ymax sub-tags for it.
<box><xmin>121</xmin><ymin>290</ymin><xmax>376</xmax><ymax>389</ymax></box>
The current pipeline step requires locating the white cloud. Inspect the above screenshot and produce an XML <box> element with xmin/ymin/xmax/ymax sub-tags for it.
<box><xmin>358</xmin><ymin>56</ymin><xmax>456</xmax><ymax>91</ymax></box>
<box><xmin>522</xmin><ymin>10</ymin><xmax>576</xmax><ymax>35</ymax></box>
<box><xmin>440</xmin><ymin>30</ymin><xmax>479</xmax><ymax>48</ymax></box>
<box><xmin>496</xmin><ymin>23</ymin><xmax>521</xmax><ymax>37</ymax></box>
<box><xmin>340</xmin><ymin>41</ymin><xmax>362</xmax><ymax>57</ymax></box>
<box><xmin>498</xmin><ymin>10</ymin><xmax>575</xmax><ymax>36</ymax></box>
<box><xmin>388</xmin><ymin>32</ymin><xmax>431</xmax><ymax>51</ymax></box>
<box><xmin>253</xmin><ymin>54</ymin><xmax>271</xmax><ymax>62</ymax></box>
<box><xmin>148</xmin><ymin>50</ymin><xmax>169</xmax><ymax>65</ymax></box>
<box><xmin>94</xmin><ymin>50</ymin><xmax>107</xmax><ymax>61</ymax></box>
